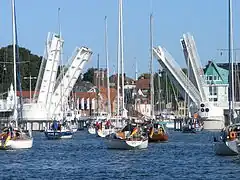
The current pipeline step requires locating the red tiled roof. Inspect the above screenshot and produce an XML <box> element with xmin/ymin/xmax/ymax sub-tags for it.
<box><xmin>17</xmin><ymin>88</ymin><xmax>117</xmax><ymax>104</ymax></box>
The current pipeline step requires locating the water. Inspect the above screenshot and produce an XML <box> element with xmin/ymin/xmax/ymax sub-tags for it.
<box><xmin>0</xmin><ymin>130</ymin><xmax>239</xmax><ymax>180</ymax></box>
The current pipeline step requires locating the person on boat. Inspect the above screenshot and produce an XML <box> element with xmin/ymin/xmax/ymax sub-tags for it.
<box><xmin>158</xmin><ymin>127</ymin><xmax>164</xmax><ymax>134</ymax></box>
<box><xmin>52</xmin><ymin>120</ymin><xmax>58</xmax><ymax>130</ymax></box>
<box><xmin>96</xmin><ymin>121</ymin><xmax>100</xmax><ymax>130</ymax></box>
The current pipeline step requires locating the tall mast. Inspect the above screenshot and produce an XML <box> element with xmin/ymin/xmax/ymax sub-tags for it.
<box><xmin>97</xmin><ymin>54</ymin><xmax>100</xmax><ymax>116</ymax></box>
<box><xmin>117</xmin><ymin>0</ymin><xmax>121</xmax><ymax>117</ymax></box>
<box><xmin>58</xmin><ymin>7</ymin><xmax>64</xmax><ymax>119</ymax></box>
<box><xmin>150</xmin><ymin>14</ymin><xmax>154</xmax><ymax>119</ymax></box>
<box><xmin>11</xmin><ymin>0</ymin><xmax>18</xmax><ymax>126</ymax></box>
<box><xmin>120</xmin><ymin>0</ymin><xmax>125</xmax><ymax>114</ymax></box>
<box><xmin>135</xmin><ymin>58</ymin><xmax>138</xmax><ymax>81</ymax></box>
<box><xmin>228</xmin><ymin>0</ymin><xmax>234</xmax><ymax>123</ymax></box>
<box><xmin>158</xmin><ymin>70</ymin><xmax>161</xmax><ymax>113</ymax></box>
<box><xmin>187</xmin><ymin>50</ymin><xmax>190</xmax><ymax>117</ymax></box>
<box><xmin>105</xmin><ymin>16</ymin><xmax>111</xmax><ymax>117</ymax></box>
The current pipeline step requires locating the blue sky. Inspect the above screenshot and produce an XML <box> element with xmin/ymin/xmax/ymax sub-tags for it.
<box><xmin>1</xmin><ymin>0</ymin><xmax>240</xmax><ymax>78</ymax></box>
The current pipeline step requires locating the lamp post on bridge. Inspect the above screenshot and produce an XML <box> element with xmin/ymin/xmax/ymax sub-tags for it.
<box><xmin>23</xmin><ymin>75</ymin><xmax>37</xmax><ymax>103</ymax></box>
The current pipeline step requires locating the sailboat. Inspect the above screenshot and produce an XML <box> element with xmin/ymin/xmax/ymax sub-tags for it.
<box><xmin>213</xmin><ymin>0</ymin><xmax>240</xmax><ymax>156</ymax></box>
<box><xmin>104</xmin><ymin>0</ymin><xmax>148</xmax><ymax>149</ymax></box>
<box><xmin>105</xmin><ymin>124</ymin><xmax>148</xmax><ymax>150</ymax></box>
<box><xmin>0</xmin><ymin>0</ymin><xmax>33</xmax><ymax>150</ymax></box>
<box><xmin>96</xmin><ymin>16</ymin><xmax>117</xmax><ymax>138</ymax></box>
<box><xmin>147</xmin><ymin>13</ymin><xmax>168</xmax><ymax>142</ymax></box>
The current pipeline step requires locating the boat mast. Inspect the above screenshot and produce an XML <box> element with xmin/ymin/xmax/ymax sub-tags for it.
<box><xmin>120</xmin><ymin>0</ymin><xmax>125</xmax><ymax>116</ymax></box>
<box><xmin>228</xmin><ymin>0</ymin><xmax>234</xmax><ymax>124</ymax></box>
<box><xmin>11</xmin><ymin>0</ymin><xmax>19</xmax><ymax>127</ymax></box>
<box><xmin>135</xmin><ymin>58</ymin><xmax>138</xmax><ymax>81</ymax></box>
<box><xmin>187</xmin><ymin>50</ymin><xmax>190</xmax><ymax>118</ymax></box>
<box><xmin>105</xmin><ymin>16</ymin><xmax>111</xmax><ymax>118</ymax></box>
<box><xmin>117</xmin><ymin>0</ymin><xmax>121</xmax><ymax>117</ymax></box>
<box><xmin>150</xmin><ymin>14</ymin><xmax>154</xmax><ymax>120</ymax></box>
<box><xmin>97</xmin><ymin>54</ymin><xmax>100</xmax><ymax>116</ymax></box>
<box><xmin>58</xmin><ymin>7</ymin><xmax>64</xmax><ymax>120</ymax></box>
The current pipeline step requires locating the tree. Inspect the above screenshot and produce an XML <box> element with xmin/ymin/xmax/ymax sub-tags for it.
<box><xmin>82</xmin><ymin>68</ymin><xmax>95</xmax><ymax>83</ymax></box>
<box><xmin>138</xmin><ymin>73</ymin><xmax>150</xmax><ymax>80</ymax></box>
<box><xmin>0</xmin><ymin>45</ymin><xmax>42</xmax><ymax>94</ymax></box>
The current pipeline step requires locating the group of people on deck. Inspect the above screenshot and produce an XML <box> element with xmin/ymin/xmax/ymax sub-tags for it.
<box><xmin>186</xmin><ymin>119</ymin><xmax>202</xmax><ymax>129</ymax></box>
<box><xmin>0</xmin><ymin>126</ymin><xmax>21</xmax><ymax>143</ymax></box>
<box><xmin>95</xmin><ymin>120</ymin><xmax>112</xmax><ymax>130</ymax></box>
<box><xmin>51</xmin><ymin>120</ymin><xmax>63</xmax><ymax>131</ymax></box>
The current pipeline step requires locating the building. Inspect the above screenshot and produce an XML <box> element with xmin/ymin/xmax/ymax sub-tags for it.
<box><xmin>216</xmin><ymin>62</ymin><xmax>240</xmax><ymax>101</ymax></box>
<box><xmin>203</xmin><ymin>61</ymin><xmax>229</xmax><ymax>104</ymax></box>
<box><xmin>93</xmin><ymin>68</ymin><xmax>107</xmax><ymax>88</ymax></box>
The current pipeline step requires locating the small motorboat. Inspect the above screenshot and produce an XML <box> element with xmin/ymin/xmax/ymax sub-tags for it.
<box><xmin>148</xmin><ymin>121</ymin><xmax>168</xmax><ymax>142</ymax></box>
<box><xmin>44</xmin><ymin>120</ymin><xmax>73</xmax><ymax>140</ymax></box>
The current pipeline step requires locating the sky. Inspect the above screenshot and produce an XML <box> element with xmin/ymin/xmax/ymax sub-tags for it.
<box><xmin>1</xmin><ymin>0</ymin><xmax>240</xmax><ymax>79</ymax></box>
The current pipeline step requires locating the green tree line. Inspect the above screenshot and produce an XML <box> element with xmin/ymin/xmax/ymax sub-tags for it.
<box><xmin>0</xmin><ymin>45</ymin><xmax>42</xmax><ymax>94</ymax></box>
<box><xmin>0</xmin><ymin>45</ymin><xmax>66</xmax><ymax>96</ymax></box>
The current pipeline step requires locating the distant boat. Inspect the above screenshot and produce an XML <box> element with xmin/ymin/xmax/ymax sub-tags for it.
<box><xmin>88</xmin><ymin>126</ymin><xmax>96</xmax><ymax>135</ymax></box>
<box><xmin>44</xmin><ymin>120</ymin><xmax>73</xmax><ymax>140</ymax></box>
<box><xmin>104</xmin><ymin>126</ymin><xmax>148</xmax><ymax>150</ymax></box>
<box><xmin>96</xmin><ymin>120</ymin><xmax>115</xmax><ymax>138</ymax></box>
<box><xmin>65</xmin><ymin>112</ymin><xmax>78</xmax><ymax>133</ymax></box>
<box><xmin>182</xmin><ymin>118</ymin><xmax>203</xmax><ymax>133</ymax></box>
<box><xmin>148</xmin><ymin>121</ymin><xmax>168</xmax><ymax>142</ymax></box>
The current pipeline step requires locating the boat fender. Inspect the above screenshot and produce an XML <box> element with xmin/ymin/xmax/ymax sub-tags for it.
<box><xmin>229</xmin><ymin>131</ymin><xmax>236</xmax><ymax>140</ymax></box>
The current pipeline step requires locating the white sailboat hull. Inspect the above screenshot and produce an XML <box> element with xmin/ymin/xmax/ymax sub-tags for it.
<box><xmin>71</xmin><ymin>127</ymin><xmax>78</xmax><ymax>133</ymax></box>
<box><xmin>88</xmin><ymin>127</ymin><xmax>96</xmax><ymax>134</ymax></box>
<box><xmin>0</xmin><ymin>138</ymin><xmax>33</xmax><ymax>149</ymax></box>
<box><xmin>105</xmin><ymin>138</ymin><xmax>148</xmax><ymax>150</ymax></box>
<box><xmin>97</xmin><ymin>129</ymin><xmax>115</xmax><ymax>138</ymax></box>
<box><xmin>214</xmin><ymin>140</ymin><xmax>239</xmax><ymax>156</ymax></box>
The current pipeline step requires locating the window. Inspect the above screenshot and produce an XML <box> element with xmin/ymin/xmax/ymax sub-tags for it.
<box><xmin>209</xmin><ymin>86</ymin><xmax>217</xmax><ymax>95</ymax></box>
<box><xmin>209</xmin><ymin>86</ymin><xmax>212</xmax><ymax>95</ymax></box>
<box><xmin>213</xmin><ymin>86</ymin><xmax>217</xmax><ymax>95</ymax></box>
<box><xmin>214</xmin><ymin>76</ymin><xmax>217</xmax><ymax>80</ymax></box>
<box><xmin>214</xmin><ymin>98</ymin><xmax>218</xmax><ymax>101</ymax></box>
<box><xmin>209</xmin><ymin>76</ymin><xmax>212</xmax><ymax>80</ymax></box>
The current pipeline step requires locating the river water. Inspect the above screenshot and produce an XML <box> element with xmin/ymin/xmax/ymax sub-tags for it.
<box><xmin>0</xmin><ymin>130</ymin><xmax>239</xmax><ymax>180</ymax></box>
